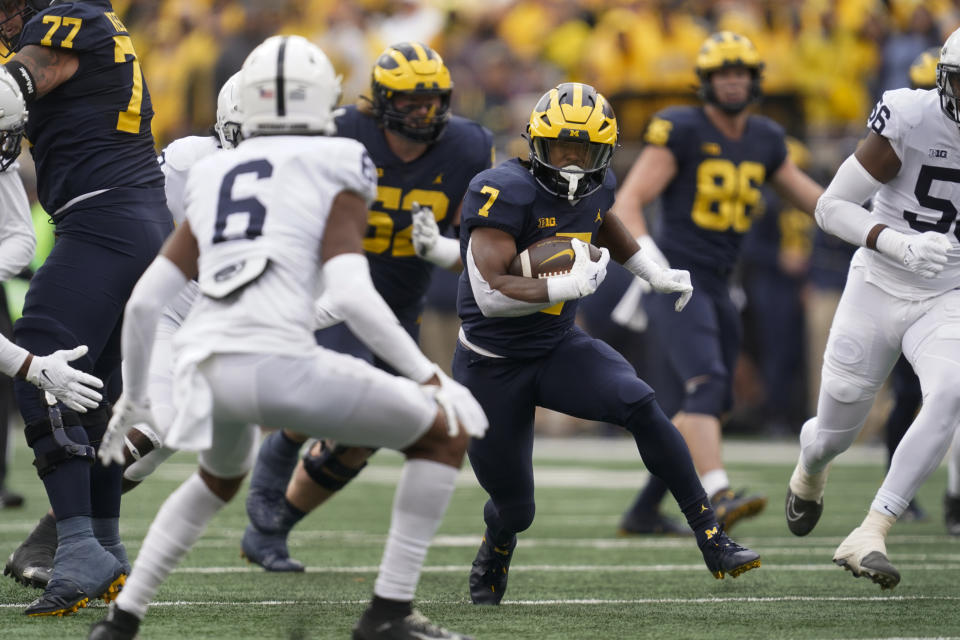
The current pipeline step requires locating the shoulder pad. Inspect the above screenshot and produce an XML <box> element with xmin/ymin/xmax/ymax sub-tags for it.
<box><xmin>160</xmin><ymin>136</ymin><xmax>220</xmax><ymax>172</ymax></box>
<box><xmin>878</xmin><ymin>88</ymin><xmax>925</xmax><ymax>130</ymax></box>
<box><xmin>468</xmin><ymin>162</ymin><xmax>536</xmax><ymax>207</ymax></box>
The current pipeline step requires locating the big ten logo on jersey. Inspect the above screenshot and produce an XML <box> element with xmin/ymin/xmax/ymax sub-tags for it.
<box><xmin>364</xmin><ymin>187</ymin><xmax>449</xmax><ymax>257</ymax></box>
<box><xmin>691</xmin><ymin>159</ymin><xmax>765</xmax><ymax>233</ymax></box>
<box><xmin>868</xmin><ymin>102</ymin><xmax>891</xmax><ymax>135</ymax></box>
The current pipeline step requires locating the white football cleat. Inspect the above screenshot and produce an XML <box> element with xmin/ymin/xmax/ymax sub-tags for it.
<box><xmin>832</xmin><ymin>526</ymin><xmax>900</xmax><ymax>590</ymax></box>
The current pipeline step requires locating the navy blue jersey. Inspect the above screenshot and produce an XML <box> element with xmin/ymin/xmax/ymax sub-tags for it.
<box><xmin>458</xmin><ymin>158</ymin><xmax>616</xmax><ymax>358</ymax></box>
<box><xmin>19</xmin><ymin>1</ymin><xmax>163</xmax><ymax>215</ymax></box>
<box><xmin>336</xmin><ymin>106</ymin><xmax>493</xmax><ymax>309</ymax></box>
<box><xmin>647</xmin><ymin>106</ymin><xmax>787</xmax><ymax>272</ymax></box>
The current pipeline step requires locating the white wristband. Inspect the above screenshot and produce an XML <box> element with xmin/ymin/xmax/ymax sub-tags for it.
<box><xmin>546</xmin><ymin>274</ymin><xmax>581</xmax><ymax>303</ymax></box>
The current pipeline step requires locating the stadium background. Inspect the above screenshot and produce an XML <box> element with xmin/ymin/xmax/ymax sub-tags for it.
<box><xmin>3</xmin><ymin>0</ymin><xmax>956</xmax><ymax>439</ymax></box>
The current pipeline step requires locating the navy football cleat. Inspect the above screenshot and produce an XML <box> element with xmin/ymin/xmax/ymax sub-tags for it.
<box><xmin>618</xmin><ymin>509</ymin><xmax>692</xmax><ymax>537</ymax></box>
<box><xmin>785</xmin><ymin>487</ymin><xmax>823</xmax><ymax>536</ymax></box>
<box><xmin>88</xmin><ymin>604</ymin><xmax>141</xmax><ymax>640</ymax></box>
<box><xmin>353</xmin><ymin>608</ymin><xmax>474</xmax><ymax>640</ymax></box>
<box><xmin>240</xmin><ymin>523</ymin><xmax>304</xmax><ymax>572</ymax></box>
<box><xmin>24</xmin><ymin>536</ymin><xmax>126</xmax><ymax>617</ymax></box>
<box><xmin>710</xmin><ymin>488</ymin><xmax>767</xmax><ymax>532</ymax></box>
<box><xmin>698</xmin><ymin>527</ymin><xmax>761</xmax><ymax>579</ymax></box>
<box><xmin>4</xmin><ymin>512</ymin><xmax>56</xmax><ymax>589</ymax></box>
<box><xmin>468</xmin><ymin>530</ymin><xmax>516</xmax><ymax>605</ymax></box>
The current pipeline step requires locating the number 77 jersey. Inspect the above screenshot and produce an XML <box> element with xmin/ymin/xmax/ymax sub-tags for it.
<box><xmin>19</xmin><ymin>1</ymin><xmax>163</xmax><ymax>215</ymax></box>
<box><xmin>860</xmin><ymin>88</ymin><xmax>960</xmax><ymax>299</ymax></box>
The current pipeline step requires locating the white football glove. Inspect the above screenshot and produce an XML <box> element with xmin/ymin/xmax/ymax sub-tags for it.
<box><xmin>424</xmin><ymin>366</ymin><xmax>488</xmax><ymax>439</ymax></box>
<box><xmin>880</xmin><ymin>230</ymin><xmax>952</xmax><ymax>279</ymax></box>
<box><xmin>411</xmin><ymin>201</ymin><xmax>460</xmax><ymax>268</ymax></box>
<box><xmin>546</xmin><ymin>238</ymin><xmax>611</xmax><ymax>302</ymax></box>
<box><xmin>648</xmin><ymin>267</ymin><xmax>694</xmax><ymax>312</ymax></box>
<box><xmin>25</xmin><ymin>345</ymin><xmax>104</xmax><ymax>412</ymax></box>
<box><xmin>99</xmin><ymin>393</ymin><xmax>156</xmax><ymax>466</ymax></box>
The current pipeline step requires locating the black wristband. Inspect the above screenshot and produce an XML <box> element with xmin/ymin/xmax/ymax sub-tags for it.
<box><xmin>5</xmin><ymin>61</ymin><xmax>37</xmax><ymax>104</ymax></box>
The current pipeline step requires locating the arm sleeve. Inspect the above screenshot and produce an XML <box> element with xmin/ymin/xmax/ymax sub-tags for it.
<box><xmin>0</xmin><ymin>333</ymin><xmax>28</xmax><ymax>378</ymax></box>
<box><xmin>322</xmin><ymin>252</ymin><xmax>435</xmax><ymax>383</ymax></box>
<box><xmin>814</xmin><ymin>155</ymin><xmax>883</xmax><ymax>247</ymax></box>
<box><xmin>0</xmin><ymin>171</ymin><xmax>35</xmax><ymax>281</ymax></box>
<box><xmin>121</xmin><ymin>256</ymin><xmax>189</xmax><ymax>403</ymax></box>
<box><xmin>465</xmin><ymin>237</ymin><xmax>553</xmax><ymax>317</ymax></box>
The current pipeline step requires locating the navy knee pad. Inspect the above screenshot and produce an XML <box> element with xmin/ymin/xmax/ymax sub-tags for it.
<box><xmin>302</xmin><ymin>444</ymin><xmax>372</xmax><ymax>492</ymax></box>
<box><xmin>682</xmin><ymin>373</ymin><xmax>729</xmax><ymax>417</ymax></box>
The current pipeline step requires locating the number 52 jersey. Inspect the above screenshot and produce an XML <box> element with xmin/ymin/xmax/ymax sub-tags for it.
<box><xmin>857</xmin><ymin>88</ymin><xmax>960</xmax><ymax>299</ymax></box>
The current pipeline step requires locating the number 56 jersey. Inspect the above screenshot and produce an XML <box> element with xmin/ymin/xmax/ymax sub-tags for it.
<box><xmin>856</xmin><ymin>88</ymin><xmax>960</xmax><ymax>300</ymax></box>
<box><xmin>177</xmin><ymin>135</ymin><xmax>377</xmax><ymax>357</ymax></box>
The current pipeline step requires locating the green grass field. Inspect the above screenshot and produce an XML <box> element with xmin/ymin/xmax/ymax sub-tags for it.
<box><xmin>2</xmin><ymin>435</ymin><xmax>959</xmax><ymax>639</ymax></box>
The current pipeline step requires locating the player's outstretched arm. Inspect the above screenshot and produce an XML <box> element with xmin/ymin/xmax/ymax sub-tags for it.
<box><xmin>100</xmin><ymin>224</ymin><xmax>197</xmax><ymax>465</ymax></box>
<box><xmin>611</xmin><ymin>145</ymin><xmax>677</xmax><ymax>238</ymax></box>
<box><xmin>1</xmin><ymin>341</ymin><xmax>104</xmax><ymax>412</ymax></box>
<box><xmin>771</xmin><ymin>156</ymin><xmax>824</xmax><ymax>216</ymax></box>
<box><xmin>816</xmin><ymin>132</ymin><xmax>950</xmax><ymax>278</ymax></box>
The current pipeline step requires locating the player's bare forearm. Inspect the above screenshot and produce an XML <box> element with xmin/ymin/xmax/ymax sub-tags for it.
<box><xmin>773</xmin><ymin>159</ymin><xmax>823</xmax><ymax>216</ymax></box>
<box><xmin>12</xmin><ymin>45</ymin><xmax>79</xmax><ymax>97</ymax></box>
<box><xmin>596</xmin><ymin>211</ymin><xmax>640</xmax><ymax>264</ymax></box>
<box><xmin>470</xmin><ymin>226</ymin><xmax>550</xmax><ymax>303</ymax></box>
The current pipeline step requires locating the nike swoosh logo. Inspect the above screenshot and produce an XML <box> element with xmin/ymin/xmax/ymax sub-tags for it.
<box><xmin>882</xmin><ymin>505</ymin><xmax>896</xmax><ymax>516</ymax></box>
<box><xmin>541</xmin><ymin>249</ymin><xmax>575</xmax><ymax>265</ymax></box>
<box><xmin>785</xmin><ymin>495</ymin><xmax>806</xmax><ymax>522</ymax></box>
<box><xmin>41</xmin><ymin>369</ymin><xmax>53</xmax><ymax>384</ymax></box>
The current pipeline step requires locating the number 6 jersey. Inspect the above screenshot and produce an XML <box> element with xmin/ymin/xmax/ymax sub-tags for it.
<box><xmin>855</xmin><ymin>88</ymin><xmax>960</xmax><ymax>299</ymax></box>
<box><xmin>177</xmin><ymin>135</ymin><xmax>377</xmax><ymax>356</ymax></box>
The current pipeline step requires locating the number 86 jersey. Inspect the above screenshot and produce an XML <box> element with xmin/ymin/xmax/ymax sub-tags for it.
<box><xmin>858</xmin><ymin>88</ymin><xmax>960</xmax><ymax>299</ymax></box>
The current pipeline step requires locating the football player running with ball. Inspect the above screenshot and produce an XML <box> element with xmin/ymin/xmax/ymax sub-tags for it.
<box><xmin>456</xmin><ymin>82</ymin><xmax>760</xmax><ymax>606</ymax></box>
<box><xmin>785</xmin><ymin>27</ymin><xmax>960</xmax><ymax>589</ymax></box>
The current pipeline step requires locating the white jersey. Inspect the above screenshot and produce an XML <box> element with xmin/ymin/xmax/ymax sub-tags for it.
<box><xmin>854</xmin><ymin>88</ymin><xmax>960</xmax><ymax>299</ymax></box>
<box><xmin>159</xmin><ymin>135</ymin><xmax>221</xmax><ymax>226</ymax></box>
<box><xmin>175</xmin><ymin>134</ymin><xmax>376</xmax><ymax>358</ymax></box>
<box><xmin>158</xmin><ymin>135</ymin><xmax>220</xmax><ymax>324</ymax></box>
<box><xmin>0</xmin><ymin>164</ymin><xmax>34</xmax><ymax>281</ymax></box>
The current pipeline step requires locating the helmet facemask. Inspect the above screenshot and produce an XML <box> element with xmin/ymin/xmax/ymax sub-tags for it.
<box><xmin>529</xmin><ymin>134</ymin><xmax>613</xmax><ymax>202</ymax></box>
<box><xmin>373</xmin><ymin>86</ymin><xmax>451</xmax><ymax>143</ymax></box>
<box><xmin>0</xmin><ymin>0</ymin><xmax>39</xmax><ymax>53</ymax></box>
<box><xmin>698</xmin><ymin>66</ymin><xmax>762</xmax><ymax>115</ymax></box>
<box><xmin>0</xmin><ymin>128</ymin><xmax>22</xmax><ymax>171</ymax></box>
<box><xmin>937</xmin><ymin>62</ymin><xmax>960</xmax><ymax>126</ymax></box>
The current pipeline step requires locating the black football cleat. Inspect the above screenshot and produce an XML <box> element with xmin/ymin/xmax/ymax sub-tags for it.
<box><xmin>699</xmin><ymin>527</ymin><xmax>761</xmax><ymax>579</ymax></box>
<box><xmin>468</xmin><ymin>530</ymin><xmax>516</xmax><ymax>605</ymax></box>
<box><xmin>240</xmin><ymin>523</ymin><xmax>305</xmax><ymax>572</ymax></box>
<box><xmin>945</xmin><ymin>493</ymin><xmax>960</xmax><ymax>537</ymax></box>
<box><xmin>88</xmin><ymin>604</ymin><xmax>141</xmax><ymax>640</ymax></box>
<box><xmin>0</xmin><ymin>487</ymin><xmax>24</xmax><ymax>508</ymax></box>
<box><xmin>711</xmin><ymin>488</ymin><xmax>767</xmax><ymax>531</ymax></box>
<box><xmin>353</xmin><ymin>608</ymin><xmax>474</xmax><ymax>640</ymax></box>
<box><xmin>618</xmin><ymin>509</ymin><xmax>692</xmax><ymax>537</ymax></box>
<box><xmin>4</xmin><ymin>512</ymin><xmax>57</xmax><ymax>589</ymax></box>
<box><xmin>785</xmin><ymin>487</ymin><xmax>823</xmax><ymax>536</ymax></box>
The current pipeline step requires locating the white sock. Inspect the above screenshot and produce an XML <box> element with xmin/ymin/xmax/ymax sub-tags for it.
<box><xmin>789</xmin><ymin>460</ymin><xmax>830</xmax><ymax>501</ymax></box>
<box><xmin>948</xmin><ymin>430</ymin><xmax>960</xmax><ymax>497</ymax></box>
<box><xmin>115</xmin><ymin>472</ymin><xmax>226</xmax><ymax>619</ymax></box>
<box><xmin>870</xmin><ymin>487</ymin><xmax>909</xmax><ymax>519</ymax></box>
<box><xmin>700</xmin><ymin>469</ymin><xmax>729</xmax><ymax>498</ymax></box>
<box><xmin>373</xmin><ymin>459</ymin><xmax>457</xmax><ymax>601</ymax></box>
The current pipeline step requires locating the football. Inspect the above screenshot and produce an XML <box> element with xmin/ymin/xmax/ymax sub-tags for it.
<box><xmin>508</xmin><ymin>236</ymin><xmax>602</xmax><ymax>278</ymax></box>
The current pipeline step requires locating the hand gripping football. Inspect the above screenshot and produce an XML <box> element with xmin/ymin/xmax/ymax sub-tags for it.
<box><xmin>508</xmin><ymin>236</ymin><xmax>602</xmax><ymax>278</ymax></box>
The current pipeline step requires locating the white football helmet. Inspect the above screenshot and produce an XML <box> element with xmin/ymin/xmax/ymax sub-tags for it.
<box><xmin>937</xmin><ymin>27</ymin><xmax>960</xmax><ymax>125</ymax></box>
<box><xmin>0</xmin><ymin>66</ymin><xmax>26</xmax><ymax>171</ymax></box>
<box><xmin>215</xmin><ymin>71</ymin><xmax>242</xmax><ymax>149</ymax></box>
<box><xmin>238</xmin><ymin>35</ymin><xmax>341</xmax><ymax>138</ymax></box>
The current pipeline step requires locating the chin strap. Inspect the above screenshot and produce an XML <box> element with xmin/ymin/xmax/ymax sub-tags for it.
<box><xmin>560</xmin><ymin>165</ymin><xmax>582</xmax><ymax>202</ymax></box>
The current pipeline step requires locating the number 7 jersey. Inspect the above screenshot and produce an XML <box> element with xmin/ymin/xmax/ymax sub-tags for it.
<box><xmin>18</xmin><ymin>1</ymin><xmax>163</xmax><ymax>214</ymax></box>
<box><xmin>856</xmin><ymin>88</ymin><xmax>960</xmax><ymax>299</ymax></box>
